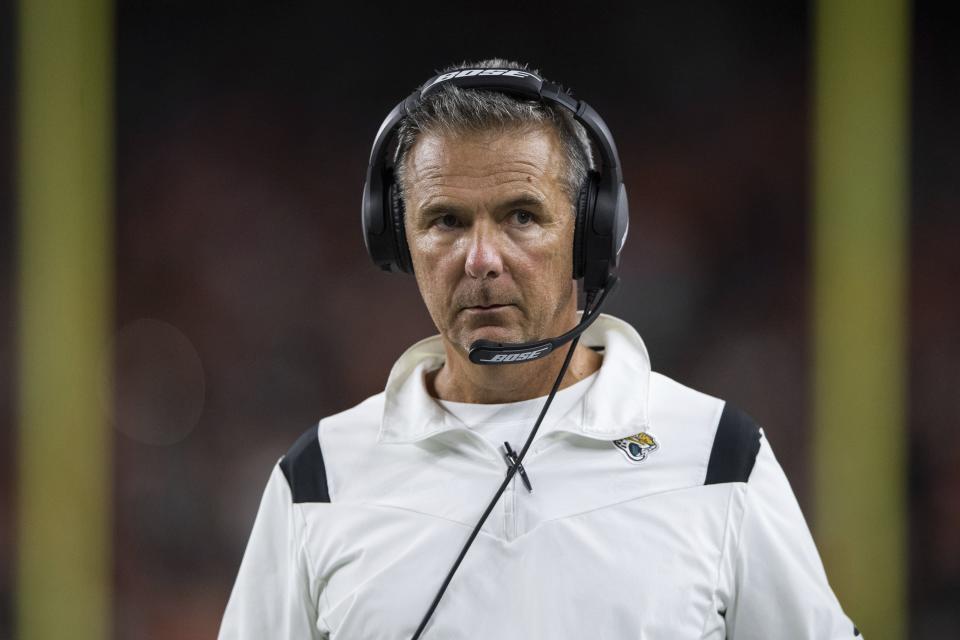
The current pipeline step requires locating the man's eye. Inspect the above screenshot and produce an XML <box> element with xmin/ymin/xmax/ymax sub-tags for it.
<box><xmin>437</xmin><ymin>214</ymin><xmax>460</xmax><ymax>229</ymax></box>
<box><xmin>511</xmin><ymin>210</ymin><xmax>534</xmax><ymax>225</ymax></box>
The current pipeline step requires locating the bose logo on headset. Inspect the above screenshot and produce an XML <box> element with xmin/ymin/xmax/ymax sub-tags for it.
<box><xmin>479</xmin><ymin>345</ymin><xmax>553</xmax><ymax>363</ymax></box>
<box><xmin>422</xmin><ymin>69</ymin><xmax>535</xmax><ymax>92</ymax></box>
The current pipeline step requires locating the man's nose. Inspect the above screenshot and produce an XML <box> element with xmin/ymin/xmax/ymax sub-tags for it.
<box><xmin>464</xmin><ymin>222</ymin><xmax>504</xmax><ymax>280</ymax></box>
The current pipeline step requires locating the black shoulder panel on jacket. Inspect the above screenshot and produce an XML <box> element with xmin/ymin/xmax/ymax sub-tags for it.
<box><xmin>704</xmin><ymin>403</ymin><xmax>762</xmax><ymax>485</ymax></box>
<box><xmin>279</xmin><ymin>426</ymin><xmax>330</xmax><ymax>503</ymax></box>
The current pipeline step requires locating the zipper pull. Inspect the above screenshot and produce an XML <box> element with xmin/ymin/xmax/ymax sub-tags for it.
<box><xmin>502</xmin><ymin>441</ymin><xmax>533</xmax><ymax>493</ymax></box>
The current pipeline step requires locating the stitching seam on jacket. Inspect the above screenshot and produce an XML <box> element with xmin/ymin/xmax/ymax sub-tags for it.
<box><xmin>295</xmin><ymin>501</ymin><xmax>324</xmax><ymax>637</ymax></box>
<box><xmin>698</xmin><ymin>485</ymin><xmax>737</xmax><ymax>638</ymax></box>
<box><xmin>725</xmin><ymin>441</ymin><xmax>758</xmax><ymax>637</ymax></box>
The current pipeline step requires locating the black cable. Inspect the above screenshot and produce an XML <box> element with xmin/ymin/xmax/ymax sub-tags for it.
<box><xmin>409</xmin><ymin>289</ymin><xmax>602</xmax><ymax>639</ymax></box>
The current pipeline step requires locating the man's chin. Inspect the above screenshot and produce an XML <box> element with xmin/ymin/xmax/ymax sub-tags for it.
<box><xmin>454</xmin><ymin>325</ymin><xmax>527</xmax><ymax>351</ymax></box>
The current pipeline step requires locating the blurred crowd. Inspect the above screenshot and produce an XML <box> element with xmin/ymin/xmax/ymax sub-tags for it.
<box><xmin>0</xmin><ymin>1</ymin><xmax>957</xmax><ymax>637</ymax></box>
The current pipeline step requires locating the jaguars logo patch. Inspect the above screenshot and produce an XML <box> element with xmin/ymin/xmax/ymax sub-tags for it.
<box><xmin>613</xmin><ymin>432</ymin><xmax>659</xmax><ymax>463</ymax></box>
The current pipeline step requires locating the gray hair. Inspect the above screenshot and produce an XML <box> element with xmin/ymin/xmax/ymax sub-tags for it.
<box><xmin>393</xmin><ymin>59</ymin><xmax>595</xmax><ymax>213</ymax></box>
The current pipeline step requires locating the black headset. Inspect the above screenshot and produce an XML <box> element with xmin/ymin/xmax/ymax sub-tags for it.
<box><xmin>361</xmin><ymin>67</ymin><xmax>630</xmax><ymax>294</ymax></box>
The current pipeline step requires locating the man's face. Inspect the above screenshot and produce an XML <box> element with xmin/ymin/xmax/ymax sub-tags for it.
<box><xmin>403</xmin><ymin>125</ymin><xmax>577</xmax><ymax>355</ymax></box>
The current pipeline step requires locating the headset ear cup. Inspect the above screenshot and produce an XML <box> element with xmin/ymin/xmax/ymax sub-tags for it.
<box><xmin>390</xmin><ymin>183</ymin><xmax>414</xmax><ymax>274</ymax></box>
<box><xmin>572</xmin><ymin>172</ymin><xmax>598</xmax><ymax>280</ymax></box>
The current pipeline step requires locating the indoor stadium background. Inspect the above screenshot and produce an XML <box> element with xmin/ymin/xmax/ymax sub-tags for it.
<box><xmin>0</xmin><ymin>1</ymin><xmax>957</xmax><ymax>638</ymax></box>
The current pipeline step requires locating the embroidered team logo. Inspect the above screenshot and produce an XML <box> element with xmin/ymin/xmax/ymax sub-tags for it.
<box><xmin>613</xmin><ymin>432</ymin><xmax>659</xmax><ymax>463</ymax></box>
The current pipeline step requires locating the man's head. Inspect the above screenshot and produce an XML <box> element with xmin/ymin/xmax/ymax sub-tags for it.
<box><xmin>394</xmin><ymin>59</ymin><xmax>594</xmax><ymax>211</ymax></box>
<box><xmin>395</xmin><ymin>60</ymin><xmax>596</xmax><ymax>356</ymax></box>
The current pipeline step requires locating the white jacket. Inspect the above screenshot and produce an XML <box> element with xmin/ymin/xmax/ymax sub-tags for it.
<box><xmin>220</xmin><ymin>314</ymin><xmax>861</xmax><ymax>639</ymax></box>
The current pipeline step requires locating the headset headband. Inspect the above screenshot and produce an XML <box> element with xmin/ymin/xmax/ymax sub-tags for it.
<box><xmin>367</xmin><ymin>69</ymin><xmax>623</xmax><ymax>184</ymax></box>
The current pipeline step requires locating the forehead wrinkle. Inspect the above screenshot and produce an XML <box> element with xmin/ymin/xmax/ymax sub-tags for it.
<box><xmin>404</xmin><ymin>127</ymin><xmax>567</xmax><ymax>213</ymax></box>
<box><xmin>407</xmin><ymin>127</ymin><xmax>562</xmax><ymax>179</ymax></box>
<box><xmin>412</xmin><ymin>157</ymin><xmax>551</xmax><ymax>183</ymax></box>
<box><xmin>411</xmin><ymin>166</ymin><xmax>553</xmax><ymax>212</ymax></box>
<box><xmin>418</xmin><ymin>182</ymin><xmax>549</xmax><ymax>216</ymax></box>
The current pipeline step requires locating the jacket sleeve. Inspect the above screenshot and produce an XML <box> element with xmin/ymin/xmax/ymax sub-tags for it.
<box><xmin>726</xmin><ymin>430</ymin><xmax>862</xmax><ymax>639</ymax></box>
<box><xmin>219</xmin><ymin>462</ymin><xmax>325</xmax><ymax>639</ymax></box>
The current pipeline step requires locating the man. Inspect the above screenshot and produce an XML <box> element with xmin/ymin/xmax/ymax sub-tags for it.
<box><xmin>219</xmin><ymin>60</ymin><xmax>860</xmax><ymax>639</ymax></box>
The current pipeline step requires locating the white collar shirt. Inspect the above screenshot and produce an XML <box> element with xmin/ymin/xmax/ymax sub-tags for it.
<box><xmin>220</xmin><ymin>314</ymin><xmax>861</xmax><ymax>640</ymax></box>
<box><xmin>436</xmin><ymin>369</ymin><xmax>598</xmax><ymax>453</ymax></box>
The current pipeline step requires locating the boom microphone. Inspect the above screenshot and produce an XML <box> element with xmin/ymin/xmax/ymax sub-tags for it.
<box><xmin>468</xmin><ymin>275</ymin><xmax>620</xmax><ymax>365</ymax></box>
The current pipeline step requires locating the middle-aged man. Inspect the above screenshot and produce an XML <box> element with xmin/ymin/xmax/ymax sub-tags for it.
<box><xmin>220</xmin><ymin>59</ymin><xmax>861</xmax><ymax>639</ymax></box>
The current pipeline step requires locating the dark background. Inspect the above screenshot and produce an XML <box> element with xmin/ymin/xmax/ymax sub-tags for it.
<box><xmin>1</xmin><ymin>1</ymin><xmax>957</xmax><ymax>637</ymax></box>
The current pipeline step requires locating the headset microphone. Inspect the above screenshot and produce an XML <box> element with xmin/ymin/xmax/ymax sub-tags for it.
<box><xmin>468</xmin><ymin>274</ymin><xmax>620</xmax><ymax>365</ymax></box>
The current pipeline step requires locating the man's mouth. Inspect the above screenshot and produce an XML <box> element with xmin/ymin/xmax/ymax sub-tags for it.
<box><xmin>462</xmin><ymin>303</ymin><xmax>513</xmax><ymax>313</ymax></box>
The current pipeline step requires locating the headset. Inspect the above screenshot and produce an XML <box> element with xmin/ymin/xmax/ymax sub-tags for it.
<box><xmin>360</xmin><ymin>67</ymin><xmax>630</xmax><ymax>638</ymax></box>
<box><xmin>362</xmin><ymin>67</ymin><xmax>629</xmax><ymax>303</ymax></box>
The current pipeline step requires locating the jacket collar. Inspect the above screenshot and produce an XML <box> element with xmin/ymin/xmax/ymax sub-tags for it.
<box><xmin>377</xmin><ymin>313</ymin><xmax>652</xmax><ymax>444</ymax></box>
